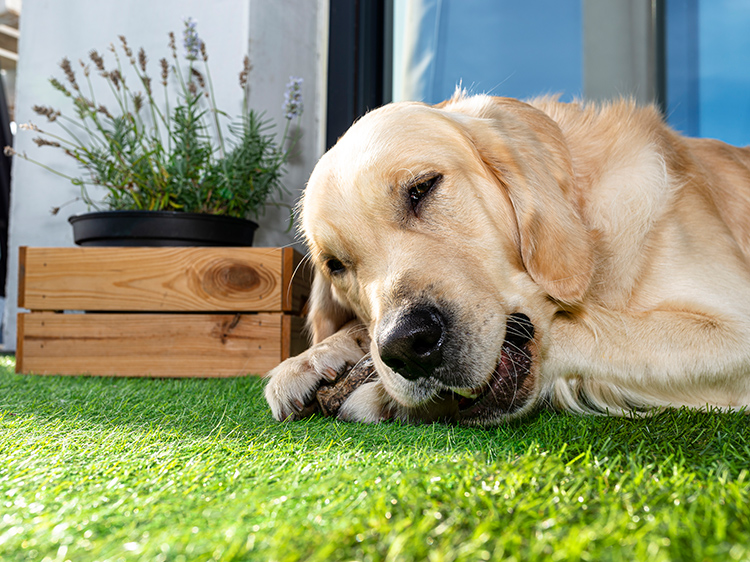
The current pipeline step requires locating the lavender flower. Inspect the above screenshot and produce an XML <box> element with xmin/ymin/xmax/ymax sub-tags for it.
<box><xmin>159</xmin><ymin>58</ymin><xmax>169</xmax><ymax>86</ymax></box>
<box><xmin>33</xmin><ymin>137</ymin><xmax>61</xmax><ymax>148</ymax></box>
<box><xmin>17</xmin><ymin>22</ymin><xmax>306</xmax><ymax>221</ymax></box>
<box><xmin>183</xmin><ymin>17</ymin><xmax>203</xmax><ymax>61</ymax></box>
<box><xmin>32</xmin><ymin>105</ymin><xmax>61</xmax><ymax>122</ymax></box>
<box><xmin>239</xmin><ymin>55</ymin><xmax>251</xmax><ymax>90</ymax></box>
<box><xmin>89</xmin><ymin>49</ymin><xmax>106</xmax><ymax>74</ymax></box>
<box><xmin>283</xmin><ymin>76</ymin><xmax>303</xmax><ymax>120</ymax></box>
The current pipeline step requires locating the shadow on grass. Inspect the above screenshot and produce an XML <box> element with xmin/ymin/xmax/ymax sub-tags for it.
<box><xmin>2</xmin><ymin>363</ymin><xmax>749</xmax><ymax>477</ymax></box>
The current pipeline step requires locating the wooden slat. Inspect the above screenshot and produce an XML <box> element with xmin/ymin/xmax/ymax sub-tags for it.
<box><xmin>15</xmin><ymin>305</ymin><xmax>24</xmax><ymax>374</ymax></box>
<box><xmin>17</xmin><ymin>312</ymin><xmax>303</xmax><ymax>377</ymax></box>
<box><xmin>19</xmin><ymin>247</ymin><xmax>309</xmax><ymax>313</ymax></box>
<box><xmin>282</xmin><ymin>314</ymin><xmax>291</xmax><ymax>360</ymax></box>
<box><xmin>0</xmin><ymin>46</ymin><xmax>16</xmax><ymax>70</ymax></box>
<box><xmin>18</xmin><ymin>245</ymin><xmax>27</xmax><ymax>310</ymax></box>
<box><xmin>282</xmin><ymin>247</ymin><xmax>313</xmax><ymax>314</ymax></box>
<box><xmin>0</xmin><ymin>24</ymin><xmax>18</xmax><ymax>53</ymax></box>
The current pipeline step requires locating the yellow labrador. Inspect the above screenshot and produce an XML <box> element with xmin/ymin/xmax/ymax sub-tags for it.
<box><xmin>265</xmin><ymin>92</ymin><xmax>750</xmax><ymax>425</ymax></box>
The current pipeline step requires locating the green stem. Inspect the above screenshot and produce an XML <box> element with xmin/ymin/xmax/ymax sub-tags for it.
<box><xmin>14</xmin><ymin>151</ymin><xmax>80</xmax><ymax>183</ymax></box>
<box><xmin>202</xmin><ymin>58</ymin><xmax>225</xmax><ymax>158</ymax></box>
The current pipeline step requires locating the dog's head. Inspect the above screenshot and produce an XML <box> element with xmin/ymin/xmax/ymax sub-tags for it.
<box><xmin>301</xmin><ymin>93</ymin><xmax>594</xmax><ymax>424</ymax></box>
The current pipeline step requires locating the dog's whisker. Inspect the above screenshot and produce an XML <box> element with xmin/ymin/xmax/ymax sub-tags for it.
<box><xmin>286</xmin><ymin>250</ymin><xmax>314</xmax><ymax>305</ymax></box>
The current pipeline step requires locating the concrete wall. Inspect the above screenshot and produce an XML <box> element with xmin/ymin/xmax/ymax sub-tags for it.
<box><xmin>583</xmin><ymin>0</ymin><xmax>660</xmax><ymax>105</ymax></box>
<box><xmin>3</xmin><ymin>0</ymin><xmax>328</xmax><ymax>349</ymax></box>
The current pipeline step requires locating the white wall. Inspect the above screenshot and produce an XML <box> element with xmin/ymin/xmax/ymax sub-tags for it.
<box><xmin>245</xmin><ymin>0</ymin><xmax>329</xmax><ymax>247</ymax></box>
<box><xmin>3</xmin><ymin>0</ymin><xmax>328</xmax><ymax>350</ymax></box>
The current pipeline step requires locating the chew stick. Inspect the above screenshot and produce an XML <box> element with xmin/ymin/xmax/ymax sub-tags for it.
<box><xmin>316</xmin><ymin>356</ymin><xmax>377</xmax><ymax>417</ymax></box>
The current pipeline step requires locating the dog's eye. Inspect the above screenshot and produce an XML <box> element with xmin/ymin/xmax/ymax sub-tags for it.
<box><xmin>325</xmin><ymin>257</ymin><xmax>346</xmax><ymax>275</ymax></box>
<box><xmin>408</xmin><ymin>174</ymin><xmax>442</xmax><ymax>211</ymax></box>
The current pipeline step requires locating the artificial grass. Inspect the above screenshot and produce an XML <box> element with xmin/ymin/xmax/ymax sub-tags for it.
<box><xmin>1</xmin><ymin>357</ymin><xmax>749</xmax><ymax>562</ymax></box>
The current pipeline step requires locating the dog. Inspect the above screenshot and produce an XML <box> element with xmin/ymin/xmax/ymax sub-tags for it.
<box><xmin>264</xmin><ymin>92</ymin><xmax>750</xmax><ymax>426</ymax></box>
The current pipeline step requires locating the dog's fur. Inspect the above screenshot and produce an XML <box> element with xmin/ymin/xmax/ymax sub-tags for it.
<box><xmin>265</xmin><ymin>93</ymin><xmax>750</xmax><ymax>425</ymax></box>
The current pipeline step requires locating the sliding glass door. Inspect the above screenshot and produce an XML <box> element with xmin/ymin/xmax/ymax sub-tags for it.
<box><xmin>326</xmin><ymin>0</ymin><xmax>750</xmax><ymax>147</ymax></box>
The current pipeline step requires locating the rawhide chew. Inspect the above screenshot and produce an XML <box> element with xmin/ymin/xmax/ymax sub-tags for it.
<box><xmin>316</xmin><ymin>356</ymin><xmax>377</xmax><ymax>417</ymax></box>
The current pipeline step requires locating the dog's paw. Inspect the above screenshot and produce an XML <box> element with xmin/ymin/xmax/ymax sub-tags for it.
<box><xmin>337</xmin><ymin>379</ymin><xmax>399</xmax><ymax>423</ymax></box>
<box><xmin>338</xmin><ymin>379</ymin><xmax>463</xmax><ymax>425</ymax></box>
<box><xmin>264</xmin><ymin>331</ymin><xmax>367</xmax><ymax>421</ymax></box>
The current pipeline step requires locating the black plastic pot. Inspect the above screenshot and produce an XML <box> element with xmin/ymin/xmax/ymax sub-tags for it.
<box><xmin>68</xmin><ymin>211</ymin><xmax>259</xmax><ymax>247</ymax></box>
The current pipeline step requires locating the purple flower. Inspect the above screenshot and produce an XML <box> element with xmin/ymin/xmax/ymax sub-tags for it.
<box><xmin>283</xmin><ymin>76</ymin><xmax>303</xmax><ymax>120</ymax></box>
<box><xmin>183</xmin><ymin>17</ymin><xmax>203</xmax><ymax>61</ymax></box>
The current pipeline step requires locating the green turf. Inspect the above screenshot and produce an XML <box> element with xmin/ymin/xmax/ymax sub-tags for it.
<box><xmin>1</xmin><ymin>357</ymin><xmax>749</xmax><ymax>561</ymax></box>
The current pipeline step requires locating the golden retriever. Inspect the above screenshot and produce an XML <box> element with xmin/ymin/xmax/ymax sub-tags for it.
<box><xmin>264</xmin><ymin>92</ymin><xmax>750</xmax><ymax>425</ymax></box>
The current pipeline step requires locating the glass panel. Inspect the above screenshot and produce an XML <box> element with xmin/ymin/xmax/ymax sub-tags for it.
<box><xmin>667</xmin><ymin>0</ymin><xmax>750</xmax><ymax>145</ymax></box>
<box><xmin>392</xmin><ymin>0</ymin><xmax>749</xmax><ymax>145</ymax></box>
<box><xmin>393</xmin><ymin>0</ymin><xmax>583</xmax><ymax>104</ymax></box>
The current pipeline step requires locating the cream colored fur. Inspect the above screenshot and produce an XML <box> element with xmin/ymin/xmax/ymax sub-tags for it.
<box><xmin>265</xmin><ymin>93</ymin><xmax>750</xmax><ymax>425</ymax></box>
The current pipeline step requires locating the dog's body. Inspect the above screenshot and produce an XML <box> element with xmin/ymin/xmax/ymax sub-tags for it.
<box><xmin>265</xmin><ymin>93</ymin><xmax>750</xmax><ymax>425</ymax></box>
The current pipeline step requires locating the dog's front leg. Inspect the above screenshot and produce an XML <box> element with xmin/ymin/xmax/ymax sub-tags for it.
<box><xmin>264</xmin><ymin>320</ymin><xmax>370</xmax><ymax>421</ymax></box>
<box><xmin>544</xmin><ymin>306</ymin><xmax>750</xmax><ymax>412</ymax></box>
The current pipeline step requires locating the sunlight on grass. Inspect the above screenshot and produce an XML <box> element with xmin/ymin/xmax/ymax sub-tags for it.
<box><xmin>1</xmin><ymin>359</ymin><xmax>749</xmax><ymax>561</ymax></box>
<box><xmin>0</xmin><ymin>354</ymin><xmax>15</xmax><ymax>370</ymax></box>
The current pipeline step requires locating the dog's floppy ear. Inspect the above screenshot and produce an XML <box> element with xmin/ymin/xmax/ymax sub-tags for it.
<box><xmin>307</xmin><ymin>270</ymin><xmax>356</xmax><ymax>344</ymax></box>
<box><xmin>446</xmin><ymin>96</ymin><xmax>594</xmax><ymax>303</ymax></box>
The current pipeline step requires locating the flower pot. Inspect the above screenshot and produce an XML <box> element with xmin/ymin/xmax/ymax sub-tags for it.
<box><xmin>68</xmin><ymin>211</ymin><xmax>259</xmax><ymax>247</ymax></box>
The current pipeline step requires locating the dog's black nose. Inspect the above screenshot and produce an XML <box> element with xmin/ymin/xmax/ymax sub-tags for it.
<box><xmin>378</xmin><ymin>306</ymin><xmax>445</xmax><ymax>380</ymax></box>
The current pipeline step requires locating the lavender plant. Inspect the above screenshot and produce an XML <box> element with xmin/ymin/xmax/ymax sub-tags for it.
<box><xmin>8</xmin><ymin>18</ymin><xmax>303</xmax><ymax>220</ymax></box>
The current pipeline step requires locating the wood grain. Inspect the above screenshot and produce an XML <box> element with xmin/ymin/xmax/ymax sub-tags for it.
<box><xmin>282</xmin><ymin>247</ymin><xmax>313</xmax><ymax>315</ymax></box>
<box><xmin>17</xmin><ymin>312</ymin><xmax>300</xmax><ymax>377</ymax></box>
<box><xmin>19</xmin><ymin>247</ymin><xmax>310</xmax><ymax>313</ymax></box>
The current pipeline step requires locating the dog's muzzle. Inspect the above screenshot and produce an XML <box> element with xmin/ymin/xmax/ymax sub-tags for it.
<box><xmin>376</xmin><ymin>306</ymin><xmax>537</xmax><ymax>423</ymax></box>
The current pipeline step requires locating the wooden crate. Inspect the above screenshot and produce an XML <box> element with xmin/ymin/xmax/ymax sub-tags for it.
<box><xmin>16</xmin><ymin>246</ymin><xmax>312</xmax><ymax>377</ymax></box>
